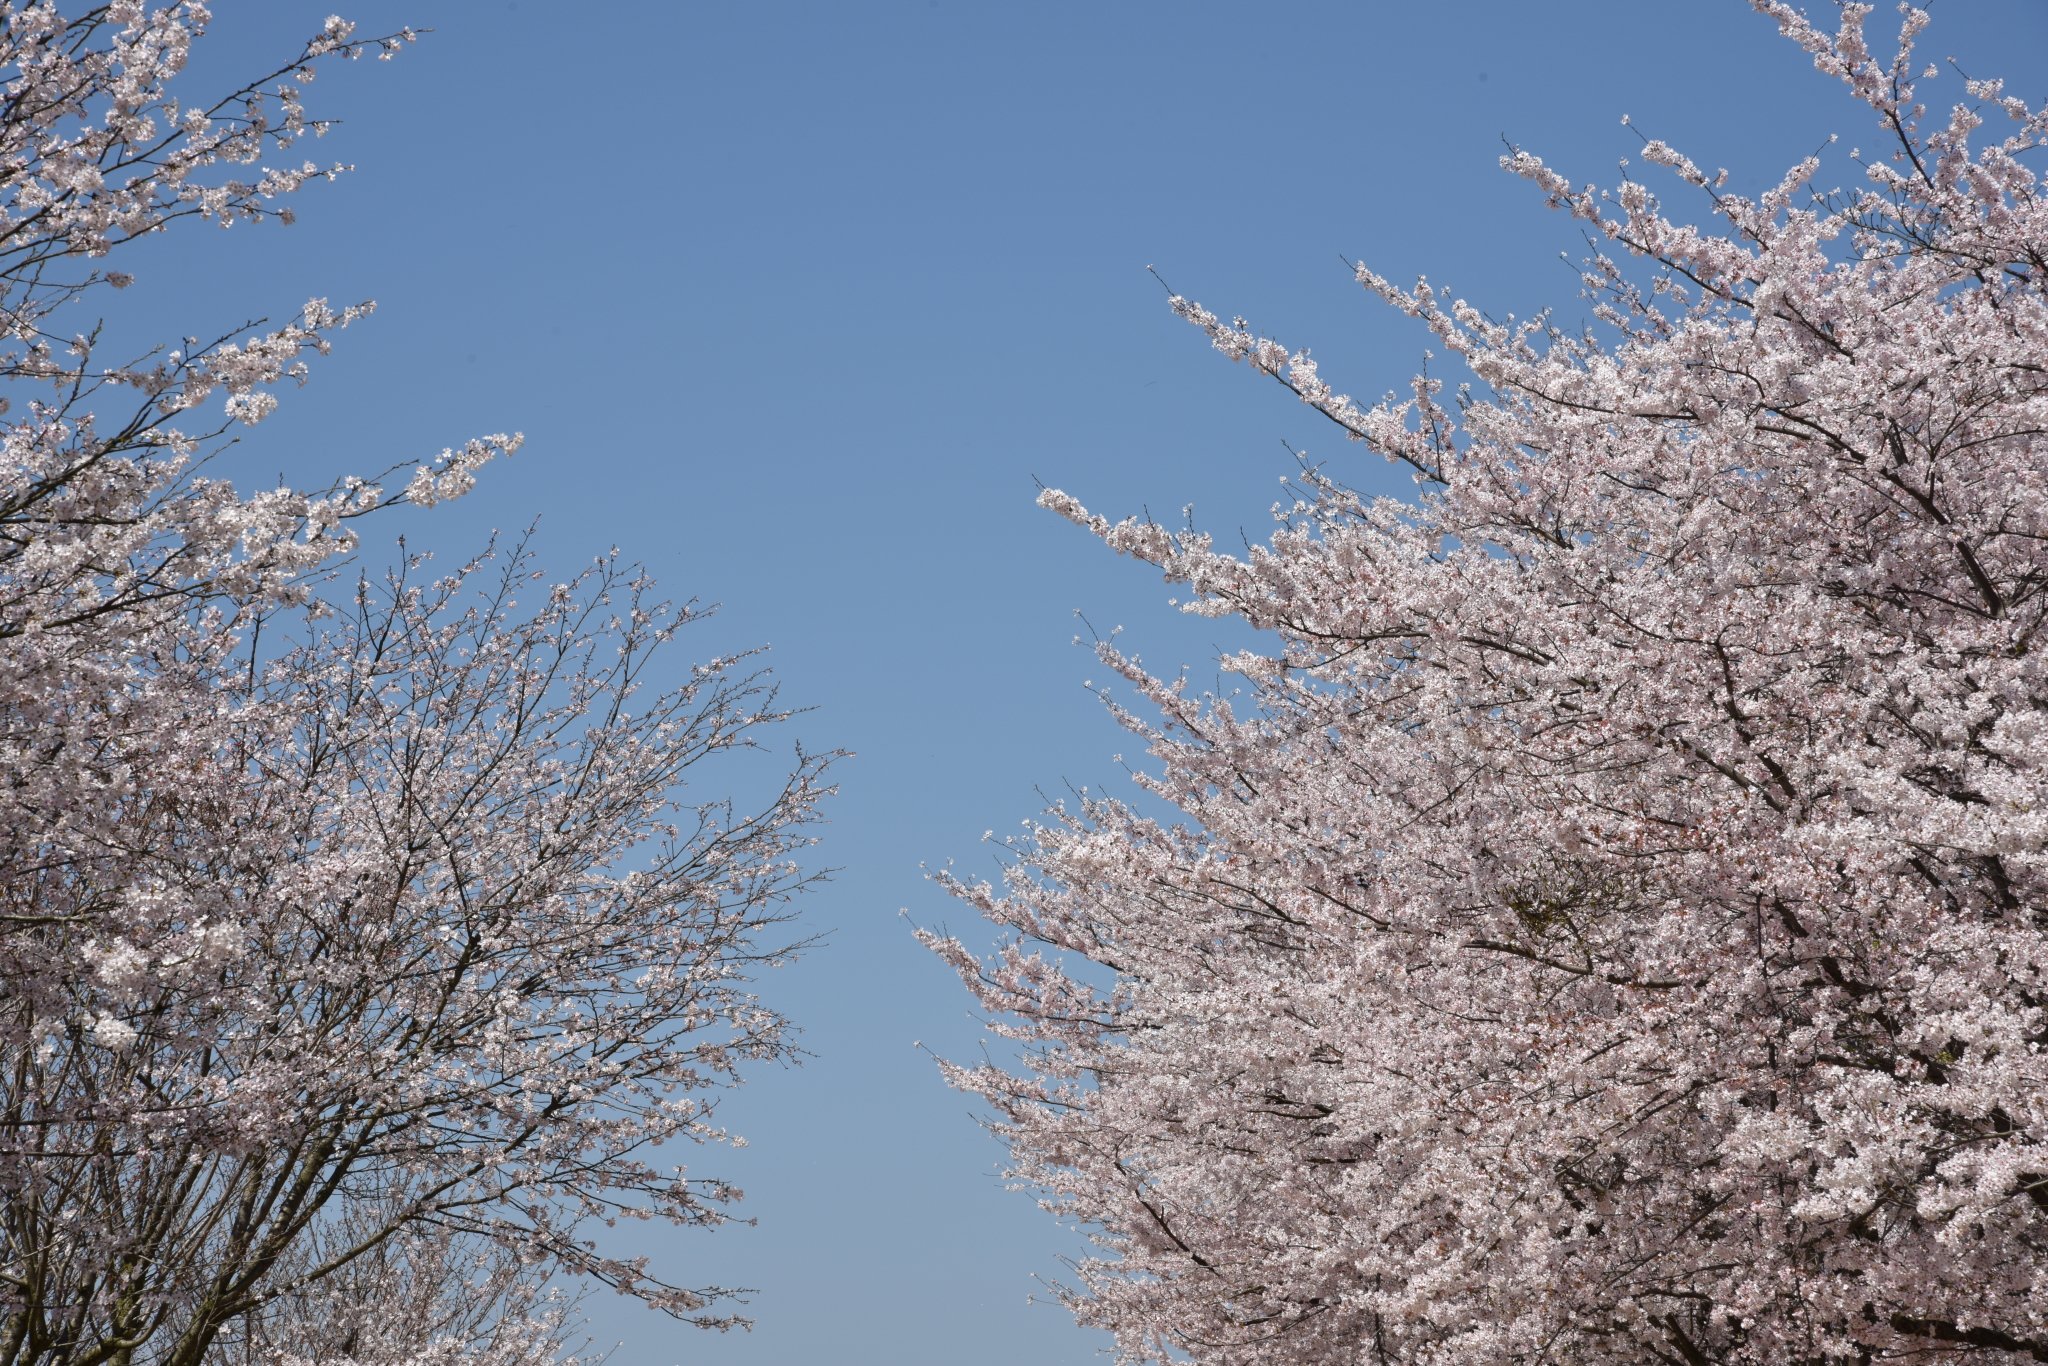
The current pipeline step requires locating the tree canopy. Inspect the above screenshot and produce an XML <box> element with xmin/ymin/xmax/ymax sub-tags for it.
<box><xmin>0</xmin><ymin>10</ymin><xmax>833</xmax><ymax>1363</ymax></box>
<box><xmin>931</xmin><ymin>5</ymin><xmax>2048</xmax><ymax>1361</ymax></box>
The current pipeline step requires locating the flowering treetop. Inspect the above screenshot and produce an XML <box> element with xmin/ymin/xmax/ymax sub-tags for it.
<box><xmin>0</xmin><ymin>10</ymin><xmax>835</xmax><ymax>1364</ymax></box>
<box><xmin>930</xmin><ymin>4</ymin><xmax>2048</xmax><ymax>1362</ymax></box>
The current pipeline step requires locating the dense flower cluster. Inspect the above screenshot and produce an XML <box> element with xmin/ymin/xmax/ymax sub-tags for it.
<box><xmin>222</xmin><ymin>1224</ymin><xmax>586</xmax><ymax>1366</ymax></box>
<box><xmin>932</xmin><ymin>5</ymin><xmax>2048</xmax><ymax>1362</ymax></box>
<box><xmin>0</xmin><ymin>9</ymin><xmax>832</xmax><ymax>1364</ymax></box>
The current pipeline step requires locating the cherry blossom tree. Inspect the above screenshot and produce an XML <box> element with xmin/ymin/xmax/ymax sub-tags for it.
<box><xmin>0</xmin><ymin>8</ymin><xmax>833</xmax><ymax>1364</ymax></box>
<box><xmin>929</xmin><ymin>4</ymin><xmax>2048</xmax><ymax>1362</ymax></box>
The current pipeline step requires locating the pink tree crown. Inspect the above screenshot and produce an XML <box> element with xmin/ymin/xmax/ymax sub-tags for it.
<box><xmin>0</xmin><ymin>10</ymin><xmax>835</xmax><ymax>1364</ymax></box>
<box><xmin>930</xmin><ymin>4</ymin><xmax>2048</xmax><ymax>1362</ymax></box>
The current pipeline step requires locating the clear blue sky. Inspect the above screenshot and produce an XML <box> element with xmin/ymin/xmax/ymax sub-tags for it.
<box><xmin>115</xmin><ymin>3</ymin><xmax>2048</xmax><ymax>1361</ymax></box>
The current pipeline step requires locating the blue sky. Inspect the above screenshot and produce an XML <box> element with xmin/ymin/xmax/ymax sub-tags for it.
<box><xmin>116</xmin><ymin>3</ymin><xmax>2048</xmax><ymax>1361</ymax></box>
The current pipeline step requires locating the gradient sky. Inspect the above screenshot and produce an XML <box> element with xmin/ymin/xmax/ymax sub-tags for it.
<box><xmin>109</xmin><ymin>3</ymin><xmax>2048</xmax><ymax>1361</ymax></box>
